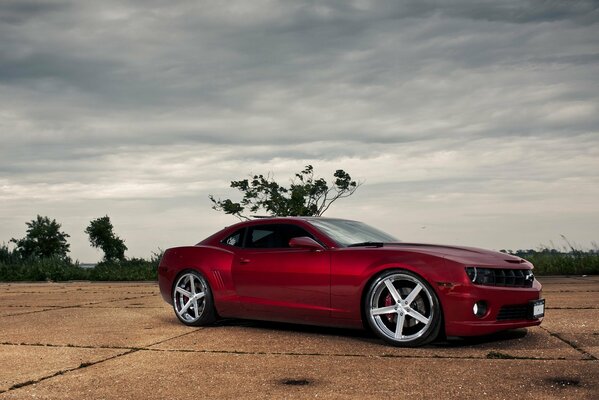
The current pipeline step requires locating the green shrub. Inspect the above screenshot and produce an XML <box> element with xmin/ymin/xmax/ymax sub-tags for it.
<box><xmin>0</xmin><ymin>256</ymin><xmax>87</xmax><ymax>281</ymax></box>
<box><xmin>0</xmin><ymin>243</ymin><xmax>20</xmax><ymax>264</ymax></box>
<box><xmin>0</xmin><ymin>244</ymin><xmax>160</xmax><ymax>282</ymax></box>
<box><xmin>88</xmin><ymin>257</ymin><xmax>158</xmax><ymax>281</ymax></box>
<box><xmin>501</xmin><ymin>237</ymin><xmax>599</xmax><ymax>275</ymax></box>
<box><xmin>510</xmin><ymin>249</ymin><xmax>599</xmax><ymax>275</ymax></box>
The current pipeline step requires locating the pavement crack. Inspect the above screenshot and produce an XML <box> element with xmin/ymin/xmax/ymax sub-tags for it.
<box><xmin>83</xmin><ymin>306</ymin><xmax>164</xmax><ymax>309</ymax></box>
<box><xmin>2</xmin><ymin>348</ymin><xmax>139</xmax><ymax>394</ymax></box>
<box><xmin>87</xmin><ymin>294</ymin><xmax>156</xmax><ymax>306</ymax></box>
<box><xmin>145</xmin><ymin>327</ymin><xmax>206</xmax><ymax>348</ymax></box>
<box><xmin>139</xmin><ymin>347</ymin><xmax>579</xmax><ymax>362</ymax></box>
<box><xmin>541</xmin><ymin>327</ymin><xmax>598</xmax><ymax>361</ymax></box>
<box><xmin>1</xmin><ymin>341</ymin><xmax>579</xmax><ymax>362</ymax></box>
<box><xmin>1</xmin><ymin>308</ymin><xmax>68</xmax><ymax>318</ymax></box>
<box><xmin>0</xmin><ymin>294</ymin><xmax>157</xmax><ymax>317</ymax></box>
<box><xmin>0</xmin><ymin>342</ymin><xmax>137</xmax><ymax>351</ymax></box>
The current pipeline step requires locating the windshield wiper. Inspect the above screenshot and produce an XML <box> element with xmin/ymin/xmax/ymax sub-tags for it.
<box><xmin>347</xmin><ymin>241</ymin><xmax>384</xmax><ymax>248</ymax></box>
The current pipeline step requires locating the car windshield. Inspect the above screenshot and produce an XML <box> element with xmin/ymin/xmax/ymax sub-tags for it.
<box><xmin>308</xmin><ymin>219</ymin><xmax>399</xmax><ymax>247</ymax></box>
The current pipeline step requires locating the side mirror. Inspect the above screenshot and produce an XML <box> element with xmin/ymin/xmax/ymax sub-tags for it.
<box><xmin>289</xmin><ymin>236</ymin><xmax>325</xmax><ymax>251</ymax></box>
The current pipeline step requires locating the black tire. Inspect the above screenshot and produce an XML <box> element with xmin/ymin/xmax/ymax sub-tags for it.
<box><xmin>364</xmin><ymin>269</ymin><xmax>442</xmax><ymax>347</ymax></box>
<box><xmin>172</xmin><ymin>270</ymin><xmax>216</xmax><ymax>326</ymax></box>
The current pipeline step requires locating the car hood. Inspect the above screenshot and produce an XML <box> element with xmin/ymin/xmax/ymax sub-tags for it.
<box><xmin>380</xmin><ymin>243</ymin><xmax>530</xmax><ymax>267</ymax></box>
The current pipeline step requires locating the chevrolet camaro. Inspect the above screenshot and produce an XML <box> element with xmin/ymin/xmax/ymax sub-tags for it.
<box><xmin>158</xmin><ymin>217</ymin><xmax>544</xmax><ymax>347</ymax></box>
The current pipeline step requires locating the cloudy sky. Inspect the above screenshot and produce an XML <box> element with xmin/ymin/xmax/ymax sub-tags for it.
<box><xmin>1</xmin><ymin>0</ymin><xmax>598</xmax><ymax>262</ymax></box>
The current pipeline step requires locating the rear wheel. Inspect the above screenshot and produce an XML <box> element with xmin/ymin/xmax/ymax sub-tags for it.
<box><xmin>172</xmin><ymin>271</ymin><xmax>216</xmax><ymax>326</ymax></box>
<box><xmin>365</xmin><ymin>270</ymin><xmax>441</xmax><ymax>347</ymax></box>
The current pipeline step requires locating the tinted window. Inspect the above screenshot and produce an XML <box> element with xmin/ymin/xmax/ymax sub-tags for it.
<box><xmin>222</xmin><ymin>228</ymin><xmax>245</xmax><ymax>247</ymax></box>
<box><xmin>278</xmin><ymin>224</ymin><xmax>314</xmax><ymax>246</ymax></box>
<box><xmin>245</xmin><ymin>224</ymin><xmax>314</xmax><ymax>249</ymax></box>
<box><xmin>248</xmin><ymin>227</ymin><xmax>277</xmax><ymax>248</ymax></box>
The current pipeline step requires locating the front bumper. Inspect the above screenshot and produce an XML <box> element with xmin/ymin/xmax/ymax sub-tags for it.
<box><xmin>439</xmin><ymin>279</ymin><xmax>543</xmax><ymax>337</ymax></box>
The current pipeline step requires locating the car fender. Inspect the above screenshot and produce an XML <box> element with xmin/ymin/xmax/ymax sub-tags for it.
<box><xmin>330</xmin><ymin>249</ymin><xmax>450</xmax><ymax>321</ymax></box>
<box><xmin>158</xmin><ymin>245</ymin><xmax>235</xmax><ymax>309</ymax></box>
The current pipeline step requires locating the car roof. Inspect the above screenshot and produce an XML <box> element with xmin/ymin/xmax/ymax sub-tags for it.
<box><xmin>199</xmin><ymin>216</ymin><xmax>349</xmax><ymax>247</ymax></box>
<box><xmin>239</xmin><ymin>216</ymin><xmax>356</xmax><ymax>225</ymax></box>
<box><xmin>219</xmin><ymin>216</ymin><xmax>358</xmax><ymax>235</ymax></box>
<box><xmin>249</xmin><ymin>216</ymin><xmax>352</xmax><ymax>221</ymax></box>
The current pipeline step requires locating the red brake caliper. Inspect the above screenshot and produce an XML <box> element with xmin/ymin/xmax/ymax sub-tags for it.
<box><xmin>384</xmin><ymin>294</ymin><xmax>395</xmax><ymax>323</ymax></box>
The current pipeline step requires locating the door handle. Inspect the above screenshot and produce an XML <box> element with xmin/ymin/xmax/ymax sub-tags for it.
<box><xmin>239</xmin><ymin>258</ymin><xmax>251</xmax><ymax>264</ymax></box>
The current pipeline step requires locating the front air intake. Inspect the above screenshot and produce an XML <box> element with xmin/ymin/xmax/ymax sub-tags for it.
<box><xmin>497</xmin><ymin>304</ymin><xmax>529</xmax><ymax>320</ymax></box>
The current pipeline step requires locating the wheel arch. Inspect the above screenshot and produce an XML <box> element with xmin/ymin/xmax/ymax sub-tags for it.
<box><xmin>159</xmin><ymin>245</ymin><xmax>234</xmax><ymax>308</ymax></box>
<box><xmin>359</xmin><ymin>265</ymin><xmax>446</xmax><ymax>336</ymax></box>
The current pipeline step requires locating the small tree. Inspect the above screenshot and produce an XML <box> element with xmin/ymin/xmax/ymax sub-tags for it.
<box><xmin>0</xmin><ymin>243</ymin><xmax>20</xmax><ymax>264</ymax></box>
<box><xmin>85</xmin><ymin>216</ymin><xmax>128</xmax><ymax>262</ymax></box>
<box><xmin>11</xmin><ymin>215</ymin><xmax>71</xmax><ymax>261</ymax></box>
<box><xmin>209</xmin><ymin>165</ymin><xmax>360</xmax><ymax>220</ymax></box>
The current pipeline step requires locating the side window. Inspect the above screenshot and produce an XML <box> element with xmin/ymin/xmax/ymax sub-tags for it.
<box><xmin>246</xmin><ymin>227</ymin><xmax>277</xmax><ymax>248</ymax></box>
<box><xmin>245</xmin><ymin>224</ymin><xmax>313</xmax><ymax>249</ymax></box>
<box><xmin>222</xmin><ymin>229</ymin><xmax>245</xmax><ymax>247</ymax></box>
<box><xmin>278</xmin><ymin>224</ymin><xmax>314</xmax><ymax>246</ymax></box>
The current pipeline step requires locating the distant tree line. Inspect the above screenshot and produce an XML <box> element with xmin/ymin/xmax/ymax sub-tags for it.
<box><xmin>8</xmin><ymin>215</ymin><xmax>127</xmax><ymax>262</ymax></box>
<box><xmin>1</xmin><ymin>215</ymin><xmax>158</xmax><ymax>281</ymax></box>
<box><xmin>500</xmin><ymin>239</ymin><xmax>599</xmax><ymax>276</ymax></box>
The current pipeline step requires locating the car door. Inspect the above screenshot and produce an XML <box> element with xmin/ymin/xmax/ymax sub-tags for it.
<box><xmin>232</xmin><ymin>223</ymin><xmax>331</xmax><ymax>322</ymax></box>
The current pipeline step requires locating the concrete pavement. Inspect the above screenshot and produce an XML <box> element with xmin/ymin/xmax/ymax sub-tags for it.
<box><xmin>0</xmin><ymin>277</ymin><xmax>597</xmax><ymax>399</ymax></box>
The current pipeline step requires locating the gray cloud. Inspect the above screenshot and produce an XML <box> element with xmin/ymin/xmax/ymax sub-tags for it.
<box><xmin>0</xmin><ymin>1</ymin><xmax>69</xmax><ymax>24</ymax></box>
<box><xmin>1</xmin><ymin>0</ymin><xmax>598</xmax><ymax>260</ymax></box>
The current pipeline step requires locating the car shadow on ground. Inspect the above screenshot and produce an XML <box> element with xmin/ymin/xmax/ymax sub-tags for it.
<box><xmin>211</xmin><ymin>318</ymin><xmax>530</xmax><ymax>348</ymax></box>
<box><xmin>436</xmin><ymin>329</ymin><xmax>529</xmax><ymax>347</ymax></box>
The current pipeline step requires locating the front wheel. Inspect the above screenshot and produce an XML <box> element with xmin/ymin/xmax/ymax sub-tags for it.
<box><xmin>172</xmin><ymin>270</ymin><xmax>216</xmax><ymax>326</ymax></box>
<box><xmin>365</xmin><ymin>270</ymin><xmax>441</xmax><ymax>347</ymax></box>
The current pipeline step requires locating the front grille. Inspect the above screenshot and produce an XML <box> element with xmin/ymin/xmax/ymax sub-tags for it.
<box><xmin>497</xmin><ymin>304</ymin><xmax>528</xmax><ymax>321</ymax></box>
<box><xmin>466</xmin><ymin>267</ymin><xmax>534</xmax><ymax>288</ymax></box>
<box><xmin>492</xmin><ymin>269</ymin><xmax>533</xmax><ymax>287</ymax></box>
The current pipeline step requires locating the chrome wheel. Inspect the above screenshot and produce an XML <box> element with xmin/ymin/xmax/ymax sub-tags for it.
<box><xmin>366</xmin><ymin>271</ymin><xmax>440</xmax><ymax>346</ymax></box>
<box><xmin>172</xmin><ymin>271</ymin><xmax>215</xmax><ymax>326</ymax></box>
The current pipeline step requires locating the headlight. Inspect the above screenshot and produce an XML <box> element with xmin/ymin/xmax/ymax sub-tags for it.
<box><xmin>465</xmin><ymin>267</ymin><xmax>495</xmax><ymax>285</ymax></box>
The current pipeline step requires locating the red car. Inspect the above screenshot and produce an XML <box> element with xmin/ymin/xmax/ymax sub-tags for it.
<box><xmin>158</xmin><ymin>217</ymin><xmax>544</xmax><ymax>347</ymax></box>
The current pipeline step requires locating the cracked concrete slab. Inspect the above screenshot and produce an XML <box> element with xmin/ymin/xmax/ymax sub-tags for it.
<box><xmin>1</xmin><ymin>351</ymin><xmax>597</xmax><ymax>399</ymax></box>
<box><xmin>83</xmin><ymin>295</ymin><xmax>166</xmax><ymax>309</ymax></box>
<box><xmin>538</xmin><ymin>276</ymin><xmax>597</xmax><ymax>284</ymax></box>
<box><xmin>554</xmin><ymin>333</ymin><xmax>599</xmax><ymax>359</ymax></box>
<box><xmin>543</xmin><ymin>291</ymin><xmax>599</xmax><ymax>309</ymax></box>
<box><xmin>0</xmin><ymin>307</ymin><xmax>191</xmax><ymax>348</ymax></box>
<box><xmin>541</xmin><ymin>309</ymin><xmax>599</xmax><ymax>334</ymax></box>
<box><xmin>0</xmin><ymin>278</ymin><xmax>596</xmax><ymax>399</ymax></box>
<box><xmin>0</xmin><ymin>307</ymin><xmax>53</xmax><ymax>318</ymax></box>
<box><xmin>0</xmin><ymin>282</ymin><xmax>157</xmax><ymax>295</ymax></box>
<box><xmin>0</xmin><ymin>292</ymin><xmax>136</xmax><ymax>307</ymax></box>
<box><xmin>151</xmin><ymin>323</ymin><xmax>582</xmax><ymax>360</ymax></box>
<box><xmin>0</xmin><ymin>344</ymin><xmax>126</xmax><ymax>392</ymax></box>
<box><xmin>540</xmin><ymin>283</ymin><xmax>599</xmax><ymax>292</ymax></box>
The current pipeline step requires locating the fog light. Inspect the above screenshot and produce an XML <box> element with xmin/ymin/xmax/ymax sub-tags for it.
<box><xmin>473</xmin><ymin>301</ymin><xmax>487</xmax><ymax>318</ymax></box>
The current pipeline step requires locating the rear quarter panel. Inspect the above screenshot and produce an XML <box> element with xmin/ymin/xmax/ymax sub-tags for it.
<box><xmin>158</xmin><ymin>245</ymin><xmax>238</xmax><ymax>315</ymax></box>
